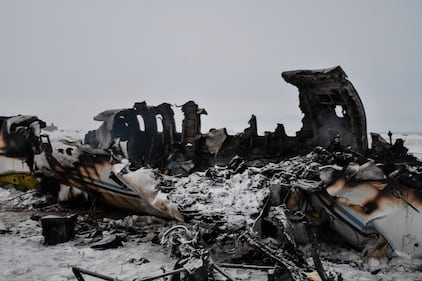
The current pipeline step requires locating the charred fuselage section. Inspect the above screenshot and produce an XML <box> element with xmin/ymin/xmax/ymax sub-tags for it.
<box><xmin>0</xmin><ymin>115</ymin><xmax>45</xmax><ymax>160</ymax></box>
<box><xmin>0</xmin><ymin>66</ymin><xmax>371</xmax><ymax>219</ymax></box>
<box><xmin>82</xmin><ymin>66</ymin><xmax>368</xmax><ymax>174</ymax></box>
<box><xmin>282</xmin><ymin>66</ymin><xmax>367</xmax><ymax>152</ymax></box>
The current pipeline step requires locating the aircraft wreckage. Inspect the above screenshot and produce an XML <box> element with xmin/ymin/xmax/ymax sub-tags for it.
<box><xmin>1</xmin><ymin>66</ymin><xmax>422</xmax><ymax>279</ymax></box>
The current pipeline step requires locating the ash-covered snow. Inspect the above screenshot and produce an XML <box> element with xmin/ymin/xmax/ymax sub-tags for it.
<box><xmin>317</xmin><ymin>243</ymin><xmax>422</xmax><ymax>281</ymax></box>
<box><xmin>169</xmin><ymin>168</ymin><xmax>270</xmax><ymax>228</ymax></box>
<box><xmin>0</xmin><ymin>187</ymin><xmax>46</xmax><ymax>211</ymax></box>
<box><xmin>0</xmin><ymin>190</ymin><xmax>177</xmax><ymax>281</ymax></box>
<box><xmin>0</xmin><ymin>212</ymin><xmax>175</xmax><ymax>281</ymax></box>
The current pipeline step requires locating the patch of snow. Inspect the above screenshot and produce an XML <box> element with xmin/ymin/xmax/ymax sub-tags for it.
<box><xmin>0</xmin><ymin>213</ymin><xmax>175</xmax><ymax>281</ymax></box>
<box><xmin>0</xmin><ymin>188</ymin><xmax>42</xmax><ymax>211</ymax></box>
<box><xmin>169</xmin><ymin>168</ymin><xmax>269</xmax><ymax>228</ymax></box>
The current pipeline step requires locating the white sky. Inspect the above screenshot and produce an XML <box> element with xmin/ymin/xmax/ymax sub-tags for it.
<box><xmin>1</xmin><ymin>0</ymin><xmax>421</xmax><ymax>134</ymax></box>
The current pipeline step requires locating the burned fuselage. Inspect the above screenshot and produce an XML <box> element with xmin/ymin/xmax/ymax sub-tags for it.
<box><xmin>0</xmin><ymin>116</ymin><xmax>45</xmax><ymax>189</ymax></box>
<box><xmin>1</xmin><ymin>66</ymin><xmax>370</xmax><ymax>217</ymax></box>
<box><xmin>79</xmin><ymin>66</ymin><xmax>369</xmax><ymax>173</ymax></box>
<box><xmin>282</xmin><ymin>66</ymin><xmax>367</xmax><ymax>152</ymax></box>
<box><xmin>314</xmin><ymin>161</ymin><xmax>422</xmax><ymax>258</ymax></box>
<box><xmin>4</xmin><ymin>66</ymin><xmax>422</xmax><ymax>260</ymax></box>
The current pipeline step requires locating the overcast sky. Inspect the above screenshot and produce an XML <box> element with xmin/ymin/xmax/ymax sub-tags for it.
<box><xmin>1</xmin><ymin>1</ymin><xmax>421</xmax><ymax>134</ymax></box>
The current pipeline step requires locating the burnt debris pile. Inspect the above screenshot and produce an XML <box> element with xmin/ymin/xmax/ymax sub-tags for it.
<box><xmin>1</xmin><ymin>66</ymin><xmax>422</xmax><ymax>280</ymax></box>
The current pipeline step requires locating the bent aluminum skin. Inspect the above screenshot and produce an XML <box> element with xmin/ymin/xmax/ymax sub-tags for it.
<box><xmin>317</xmin><ymin>162</ymin><xmax>422</xmax><ymax>258</ymax></box>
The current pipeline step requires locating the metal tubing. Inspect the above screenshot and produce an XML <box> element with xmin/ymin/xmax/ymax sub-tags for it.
<box><xmin>72</xmin><ymin>267</ymin><xmax>120</xmax><ymax>281</ymax></box>
<box><xmin>218</xmin><ymin>263</ymin><xmax>274</xmax><ymax>271</ymax></box>
<box><xmin>211</xmin><ymin>263</ymin><xmax>236</xmax><ymax>281</ymax></box>
<box><xmin>137</xmin><ymin>268</ymin><xmax>186</xmax><ymax>281</ymax></box>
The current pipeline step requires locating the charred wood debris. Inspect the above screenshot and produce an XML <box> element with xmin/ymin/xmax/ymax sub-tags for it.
<box><xmin>1</xmin><ymin>66</ymin><xmax>422</xmax><ymax>280</ymax></box>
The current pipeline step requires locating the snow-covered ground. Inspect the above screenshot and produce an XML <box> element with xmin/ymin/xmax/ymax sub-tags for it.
<box><xmin>0</xmin><ymin>188</ymin><xmax>177</xmax><ymax>281</ymax></box>
<box><xmin>0</xmin><ymin>213</ymin><xmax>173</xmax><ymax>281</ymax></box>
<box><xmin>1</xmin><ymin>186</ymin><xmax>422</xmax><ymax>281</ymax></box>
